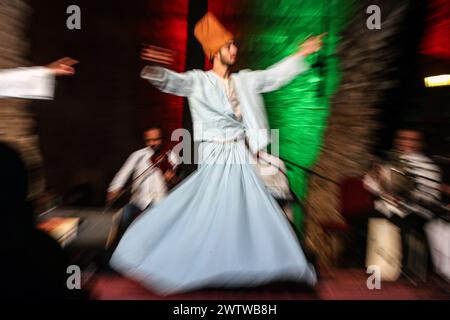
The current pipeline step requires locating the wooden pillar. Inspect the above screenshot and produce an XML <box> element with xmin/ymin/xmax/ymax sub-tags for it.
<box><xmin>0</xmin><ymin>0</ymin><xmax>46</xmax><ymax>199</ymax></box>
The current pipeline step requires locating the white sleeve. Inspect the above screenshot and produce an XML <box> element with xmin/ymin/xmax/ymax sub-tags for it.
<box><xmin>247</xmin><ymin>54</ymin><xmax>310</xmax><ymax>93</ymax></box>
<box><xmin>141</xmin><ymin>66</ymin><xmax>195</xmax><ymax>97</ymax></box>
<box><xmin>0</xmin><ymin>67</ymin><xmax>56</xmax><ymax>99</ymax></box>
<box><xmin>108</xmin><ymin>152</ymin><xmax>139</xmax><ymax>192</ymax></box>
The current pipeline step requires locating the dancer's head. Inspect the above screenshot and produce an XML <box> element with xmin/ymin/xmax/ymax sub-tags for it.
<box><xmin>194</xmin><ymin>12</ymin><xmax>236</xmax><ymax>67</ymax></box>
<box><xmin>213</xmin><ymin>40</ymin><xmax>238</xmax><ymax>67</ymax></box>
<box><xmin>144</xmin><ymin>126</ymin><xmax>163</xmax><ymax>152</ymax></box>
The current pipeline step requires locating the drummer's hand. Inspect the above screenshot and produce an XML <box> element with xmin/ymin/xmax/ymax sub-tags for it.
<box><xmin>368</xmin><ymin>164</ymin><xmax>382</xmax><ymax>182</ymax></box>
<box><xmin>381</xmin><ymin>192</ymin><xmax>400</xmax><ymax>204</ymax></box>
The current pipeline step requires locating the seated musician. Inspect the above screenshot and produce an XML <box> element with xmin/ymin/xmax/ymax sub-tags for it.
<box><xmin>364</xmin><ymin>128</ymin><xmax>443</xmax><ymax>279</ymax></box>
<box><xmin>106</xmin><ymin>126</ymin><xmax>182</xmax><ymax>243</ymax></box>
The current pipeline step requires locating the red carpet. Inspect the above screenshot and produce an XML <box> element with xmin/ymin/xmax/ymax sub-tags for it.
<box><xmin>88</xmin><ymin>269</ymin><xmax>450</xmax><ymax>300</ymax></box>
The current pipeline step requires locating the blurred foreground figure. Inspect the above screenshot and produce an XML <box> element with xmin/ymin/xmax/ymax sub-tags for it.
<box><xmin>110</xmin><ymin>13</ymin><xmax>322</xmax><ymax>294</ymax></box>
<box><xmin>0</xmin><ymin>142</ymin><xmax>89</xmax><ymax>299</ymax></box>
<box><xmin>364</xmin><ymin>129</ymin><xmax>448</xmax><ymax>281</ymax></box>
<box><xmin>0</xmin><ymin>57</ymin><xmax>78</xmax><ymax>99</ymax></box>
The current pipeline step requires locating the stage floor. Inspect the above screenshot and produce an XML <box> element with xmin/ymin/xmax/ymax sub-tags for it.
<box><xmin>88</xmin><ymin>268</ymin><xmax>450</xmax><ymax>300</ymax></box>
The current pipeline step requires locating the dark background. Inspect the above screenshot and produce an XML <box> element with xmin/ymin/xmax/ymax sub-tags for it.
<box><xmin>28</xmin><ymin>0</ymin><xmax>194</xmax><ymax>205</ymax></box>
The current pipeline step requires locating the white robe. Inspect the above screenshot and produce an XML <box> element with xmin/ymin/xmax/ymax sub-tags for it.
<box><xmin>110</xmin><ymin>54</ymin><xmax>317</xmax><ymax>295</ymax></box>
<box><xmin>0</xmin><ymin>67</ymin><xmax>55</xmax><ymax>100</ymax></box>
<box><xmin>108</xmin><ymin>147</ymin><xmax>182</xmax><ymax>210</ymax></box>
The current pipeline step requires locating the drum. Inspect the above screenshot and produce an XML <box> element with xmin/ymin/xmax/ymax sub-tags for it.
<box><xmin>366</xmin><ymin>218</ymin><xmax>403</xmax><ymax>281</ymax></box>
<box><xmin>425</xmin><ymin>219</ymin><xmax>450</xmax><ymax>282</ymax></box>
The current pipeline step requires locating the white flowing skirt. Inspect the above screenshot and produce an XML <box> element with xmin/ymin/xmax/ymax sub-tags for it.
<box><xmin>110</xmin><ymin>139</ymin><xmax>317</xmax><ymax>295</ymax></box>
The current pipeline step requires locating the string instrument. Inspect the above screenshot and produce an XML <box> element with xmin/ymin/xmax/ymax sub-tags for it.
<box><xmin>103</xmin><ymin>149</ymin><xmax>179</xmax><ymax>213</ymax></box>
<box><xmin>150</xmin><ymin>150</ymin><xmax>179</xmax><ymax>189</ymax></box>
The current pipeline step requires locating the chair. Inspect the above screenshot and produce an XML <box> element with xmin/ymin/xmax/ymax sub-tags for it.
<box><xmin>319</xmin><ymin>177</ymin><xmax>375</xmax><ymax>269</ymax></box>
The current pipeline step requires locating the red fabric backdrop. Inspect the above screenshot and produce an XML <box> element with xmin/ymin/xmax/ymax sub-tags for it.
<box><xmin>421</xmin><ymin>0</ymin><xmax>450</xmax><ymax>60</ymax></box>
<box><xmin>136</xmin><ymin>0</ymin><xmax>189</xmax><ymax>148</ymax></box>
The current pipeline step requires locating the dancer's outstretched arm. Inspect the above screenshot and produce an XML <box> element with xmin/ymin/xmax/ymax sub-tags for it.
<box><xmin>140</xmin><ymin>46</ymin><xmax>194</xmax><ymax>97</ymax></box>
<box><xmin>249</xmin><ymin>34</ymin><xmax>325</xmax><ymax>93</ymax></box>
<box><xmin>0</xmin><ymin>57</ymin><xmax>78</xmax><ymax>99</ymax></box>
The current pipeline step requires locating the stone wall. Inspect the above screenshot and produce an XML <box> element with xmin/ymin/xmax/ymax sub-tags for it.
<box><xmin>0</xmin><ymin>0</ymin><xmax>46</xmax><ymax>199</ymax></box>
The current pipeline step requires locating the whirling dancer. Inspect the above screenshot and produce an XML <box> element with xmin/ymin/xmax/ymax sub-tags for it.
<box><xmin>110</xmin><ymin>12</ymin><xmax>323</xmax><ymax>295</ymax></box>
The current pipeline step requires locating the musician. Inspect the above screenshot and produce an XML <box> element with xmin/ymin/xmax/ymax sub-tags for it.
<box><xmin>106</xmin><ymin>126</ymin><xmax>181</xmax><ymax>239</ymax></box>
<box><xmin>364</xmin><ymin>129</ymin><xmax>442</xmax><ymax>219</ymax></box>
<box><xmin>364</xmin><ymin>128</ymin><xmax>442</xmax><ymax>278</ymax></box>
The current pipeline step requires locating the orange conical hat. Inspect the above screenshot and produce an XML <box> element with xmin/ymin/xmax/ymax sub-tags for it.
<box><xmin>194</xmin><ymin>12</ymin><xmax>234</xmax><ymax>59</ymax></box>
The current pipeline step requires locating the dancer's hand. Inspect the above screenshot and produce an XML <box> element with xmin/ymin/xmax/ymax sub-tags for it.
<box><xmin>46</xmin><ymin>57</ymin><xmax>79</xmax><ymax>76</ymax></box>
<box><xmin>141</xmin><ymin>45</ymin><xmax>174</xmax><ymax>65</ymax></box>
<box><xmin>296</xmin><ymin>33</ymin><xmax>326</xmax><ymax>57</ymax></box>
